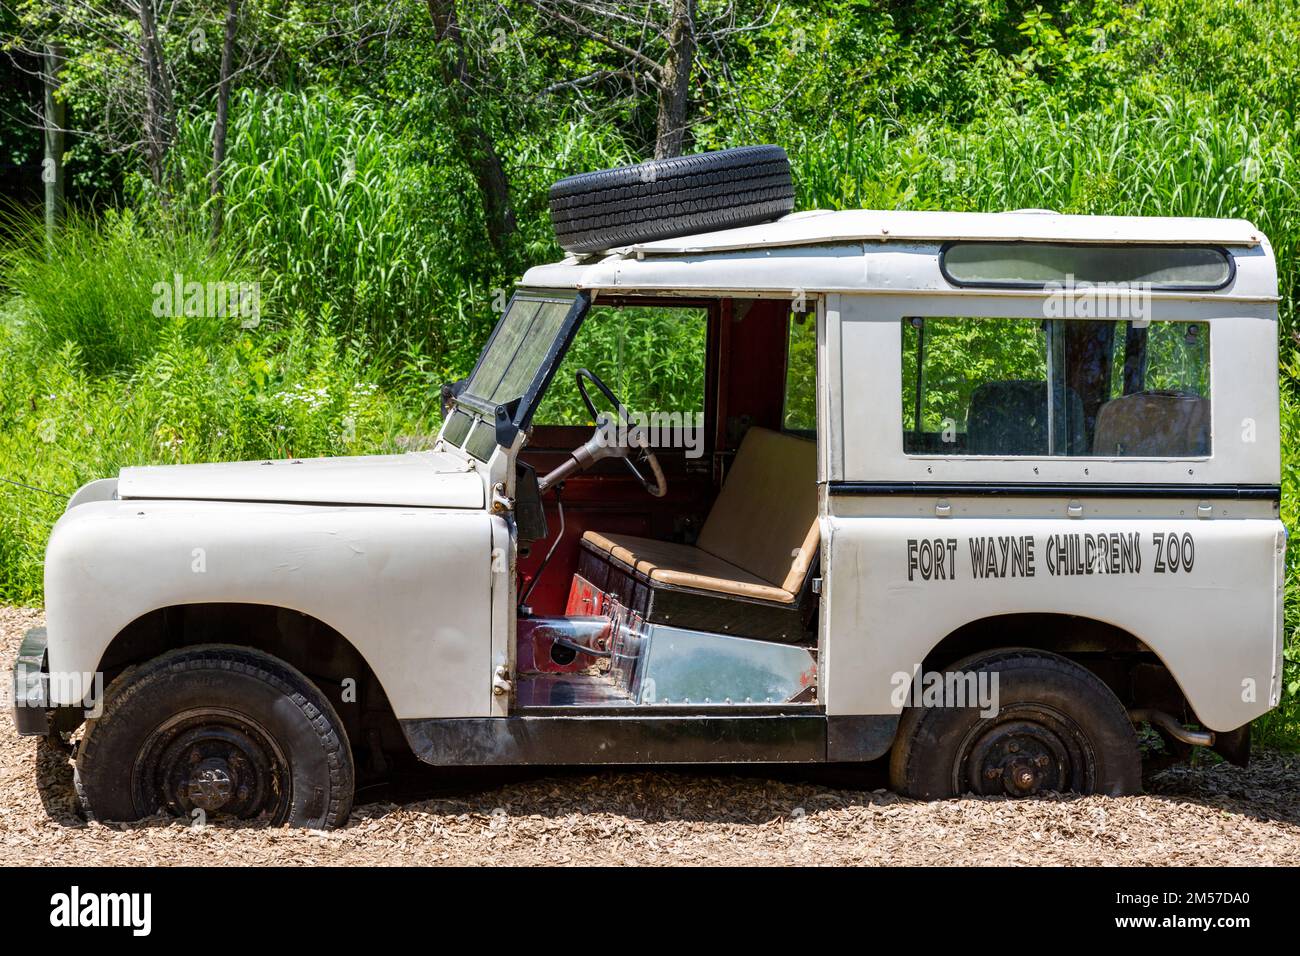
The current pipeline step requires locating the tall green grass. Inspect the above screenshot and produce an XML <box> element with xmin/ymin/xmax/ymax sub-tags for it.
<box><xmin>0</xmin><ymin>209</ymin><xmax>255</xmax><ymax>375</ymax></box>
<box><xmin>168</xmin><ymin>90</ymin><xmax>640</xmax><ymax>372</ymax></box>
<box><xmin>170</xmin><ymin>90</ymin><xmax>453</xmax><ymax>360</ymax></box>
<box><xmin>0</xmin><ymin>213</ymin><xmax>432</xmax><ymax>603</ymax></box>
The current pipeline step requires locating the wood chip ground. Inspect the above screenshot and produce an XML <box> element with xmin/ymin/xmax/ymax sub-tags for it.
<box><xmin>3</xmin><ymin>606</ymin><xmax>1296</xmax><ymax>866</ymax></box>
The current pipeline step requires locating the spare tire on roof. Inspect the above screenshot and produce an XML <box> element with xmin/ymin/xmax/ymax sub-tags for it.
<box><xmin>549</xmin><ymin>145</ymin><xmax>795</xmax><ymax>254</ymax></box>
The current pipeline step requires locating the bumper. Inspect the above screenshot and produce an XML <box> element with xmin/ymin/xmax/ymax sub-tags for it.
<box><xmin>9</xmin><ymin>627</ymin><xmax>50</xmax><ymax>736</ymax></box>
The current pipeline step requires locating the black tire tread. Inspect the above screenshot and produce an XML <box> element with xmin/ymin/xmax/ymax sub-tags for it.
<box><xmin>549</xmin><ymin>145</ymin><xmax>795</xmax><ymax>253</ymax></box>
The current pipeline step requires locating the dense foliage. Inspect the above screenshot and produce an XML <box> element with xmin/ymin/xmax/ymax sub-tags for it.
<box><xmin>2</xmin><ymin>0</ymin><xmax>1299</xmax><ymax>745</ymax></box>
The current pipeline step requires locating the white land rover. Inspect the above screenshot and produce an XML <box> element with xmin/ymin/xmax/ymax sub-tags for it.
<box><xmin>10</xmin><ymin>147</ymin><xmax>1285</xmax><ymax>828</ymax></box>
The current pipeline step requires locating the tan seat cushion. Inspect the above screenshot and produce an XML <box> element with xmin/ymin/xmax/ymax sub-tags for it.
<box><xmin>585</xmin><ymin>532</ymin><xmax>796</xmax><ymax>603</ymax></box>
<box><xmin>580</xmin><ymin>530</ymin><xmax>622</xmax><ymax>555</ymax></box>
<box><xmin>1093</xmin><ymin>392</ymin><xmax>1210</xmax><ymax>457</ymax></box>
<box><xmin>696</xmin><ymin>427</ymin><xmax>819</xmax><ymax>593</ymax></box>
<box><xmin>578</xmin><ymin>427</ymin><xmax>818</xmax><ymax>604</ymax></box>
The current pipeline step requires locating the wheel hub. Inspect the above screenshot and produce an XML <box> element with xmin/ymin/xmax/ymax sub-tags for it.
<box><xmin>962</xmin><ymin>715</ymin><xmax>1088</xmax><ymax>797</ymax></box>
<box><xmin>185</xmin><ymin>757</ymin><xmax>236</xmax><ymax>812</ymax></box>
<box><xmin>135</xmin><ymin>710</ymin><xmax>288</xmax><ymax>822</ymax></box>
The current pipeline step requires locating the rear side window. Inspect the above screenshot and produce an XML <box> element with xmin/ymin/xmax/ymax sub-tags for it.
<box><xmin>941</xmin><ymin>243</ymin><xmax>1233</xmax><ymax>290</ymax></box>
<box><xmin>901</xmin><ymin>317</ymin><xmax>1211</xmax><ymax>458</ymax></box>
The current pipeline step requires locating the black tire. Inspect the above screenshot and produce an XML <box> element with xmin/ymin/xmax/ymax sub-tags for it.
<box><xmin>549</xmin><ymin>145</ymin><xmax>795</xmax><ymax>254</ymax></box>
<box><xmin>76</xmin><ymin>645</ymin><xmax>354</xmax><ymax>828</ymax></box>
<box><xmin>888</xmin><ymin>648</ymin><xmax>1141</xmax><ymax>800</ymax></box>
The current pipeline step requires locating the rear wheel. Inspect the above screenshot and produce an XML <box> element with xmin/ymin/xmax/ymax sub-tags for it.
<box><xmin>889</xmin><ymin>648</ymin><xmax>1141</xmax><ymax>799</ymax></box>
<box><xmin>76</xmin><ymin>645</ymin><xmax>354</xmax><ymax>828</ymax></box>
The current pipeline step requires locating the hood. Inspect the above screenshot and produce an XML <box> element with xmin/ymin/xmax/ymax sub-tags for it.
<box><xmin>117</xmin><ymin>451</ymin><xmax>485</xmax><ymax>509</ymax></box>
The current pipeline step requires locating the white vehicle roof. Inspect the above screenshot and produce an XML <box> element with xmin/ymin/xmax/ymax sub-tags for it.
<box><xmin>625</xmin><ymin>208</ymin><xmax>1265</xmax><ymax>252</ymax></box>
<box><xmin>521</xmin><ymin>209</ymin><xmax>1277</xmax><ymax>302</ymax></box>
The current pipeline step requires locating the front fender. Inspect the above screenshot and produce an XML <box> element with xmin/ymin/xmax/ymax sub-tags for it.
<box><xmin>44</xmin><ymin>498</ymin><xmax>496</xmax><ymax>719</ymax></box>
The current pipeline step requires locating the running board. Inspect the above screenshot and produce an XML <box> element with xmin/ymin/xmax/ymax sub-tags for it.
<box><xmin>400</xmin><ymin>714</ymin><xmax>899</xmax><ymax>766</ymax></box>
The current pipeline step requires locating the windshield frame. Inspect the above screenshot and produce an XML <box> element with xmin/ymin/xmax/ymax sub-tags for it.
<box><xmin>452</xmin><ymin>288</ymin><xmax>591</xmax><ymax>449</ymax></box>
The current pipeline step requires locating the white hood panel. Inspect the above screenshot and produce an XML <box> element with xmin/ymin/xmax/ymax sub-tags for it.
<box><xmin>117</xmin><ymin>451</ymin><xmax>484</xmax><ymax>509</ymax></box>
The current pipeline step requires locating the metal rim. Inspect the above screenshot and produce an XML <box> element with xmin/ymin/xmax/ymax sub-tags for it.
<box><xmin>953</xmin><ymin>703</ymin><xmax>1097</xmax><ymax>797</ymax></box>
<box><xmin>133</xmin><ymin>707</ymin><xmax>291</xmax><ymax>823</ymax></box>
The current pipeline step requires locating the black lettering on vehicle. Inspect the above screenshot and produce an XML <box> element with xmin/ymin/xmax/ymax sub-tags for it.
<box><xmin>908</xmin><ymin>538</ymin><xmax>959</xmax><ymax>581</ymax></box>
<box><xmin>1151</xmin><ymin>531</ymin><xmax>1195</xmax><ymax>573</ymax></box>
<box><xmin>969</xmin><ymin>535</ymin><xmax>1035</xmax><ymax>579</ymax></box>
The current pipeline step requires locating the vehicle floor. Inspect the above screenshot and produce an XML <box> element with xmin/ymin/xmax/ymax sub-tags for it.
<box><xmin>3</xmin><ymin>607</ymin><xmax>1298</xmax><ymax>866</ymax></box>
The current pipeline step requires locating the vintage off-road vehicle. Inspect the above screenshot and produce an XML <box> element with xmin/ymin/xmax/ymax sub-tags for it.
<box><xmin>10</xmin><ymin>147</ymin><xmax>1285</xmax><ymax>827</ymax></box>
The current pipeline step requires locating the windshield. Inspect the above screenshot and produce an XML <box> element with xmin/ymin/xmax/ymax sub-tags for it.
<box><xmin>463</xmin><ymin>290</ymin><xmax>584</xmax><ymax>409</ymax></box>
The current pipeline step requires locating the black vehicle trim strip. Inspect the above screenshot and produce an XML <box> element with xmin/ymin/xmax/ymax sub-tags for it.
<box><xmin>400</xmin><ymin>714</ymin><xmax>901</xmax><ymax>766</ymax></box>
<box><xmin>828</xmin><ymin>481</ymin><xmax>1280</xmax><ymax>500</ymax></box>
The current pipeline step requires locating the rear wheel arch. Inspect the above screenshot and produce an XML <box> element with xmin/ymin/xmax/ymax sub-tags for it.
<box><xmin>918</xmin><ymin>612</ymin><xmax>1192</xmax><ymax>719</ymax></box>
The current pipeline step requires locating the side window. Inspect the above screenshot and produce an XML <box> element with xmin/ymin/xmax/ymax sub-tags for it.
<box><xmin>783</xmin><ymin>309</ymin><xmax>817</xmax><ymax>434</ymax></box>
<box><xmin>901</xmin><ymin>317</ymin><xmax>1211</xmax><ymax>457</ymax></box>
<box><xmin>1097</xmin><ymin>321</ymin><xmax>1210</xmax><ymax>456</ymax></box>
<box><xmin>902</xmin><ymin>317</ymin><xmax>1047</xmax><ymax>454</ymax></box>
<box><xmin>533</xmin><ymin>304</ymin><xmax>707</xmax><ymax>426</ymax></box>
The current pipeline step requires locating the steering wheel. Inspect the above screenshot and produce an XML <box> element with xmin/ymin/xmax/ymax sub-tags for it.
<box><xmin>570</xmin><ymin>368</ymin><xmax>667</xmax><ymax>497</ymax></box>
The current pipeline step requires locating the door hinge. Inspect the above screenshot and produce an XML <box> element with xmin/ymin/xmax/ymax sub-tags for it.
<box><xmin>493</xmin><ymin>664</ymin><xmax>512</xmax><ymax>696</ymax></box>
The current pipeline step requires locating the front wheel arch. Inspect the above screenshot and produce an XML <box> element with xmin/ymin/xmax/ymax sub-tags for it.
<box><xmin>88</xmin><ymin>603</ymin><xmax>405</xmax><ymax>775</ymax></box>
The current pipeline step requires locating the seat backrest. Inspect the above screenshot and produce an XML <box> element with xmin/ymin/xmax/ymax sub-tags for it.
<box><xmin>1093</xmin><ymin>391</ymin><xmax>1210</xmax><ymax>457</ymax></box>
<box><xmin>696</xmin><ymin>427</ymin><xmax>818</xmax><ymax>593</ymax></box>
<box><xmin>966</xmin><ymin>380</ymin><xmax>1087</xmax><ymax>455</ymax></box>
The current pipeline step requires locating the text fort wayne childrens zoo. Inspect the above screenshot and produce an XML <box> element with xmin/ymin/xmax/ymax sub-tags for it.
<box><xmin>906</xmin><ymin>531</ymin><xmax>1197</xmax><ymax>581</ymax></box>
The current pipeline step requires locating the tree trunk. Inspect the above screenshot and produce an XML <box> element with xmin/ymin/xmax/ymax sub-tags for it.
<box><xmin>654</xmin><ymin>0</ymin><xmax>696</xmax><ymax>159</ymax></box>
<box><xmin>209</xmin><ymin>0</ymin><xmax>240</xmax><ymax>243</ymax></box>
<box><xmin>427</xmin><ymin>0</ymin><xmax>518</xmax><ymax>268</ymax></box>
<box><xmin>137</xmin><ymin>0</ymin><xmax>175</xmax><ymax>192</ymax></box>
<box><xmin>42</xmin><ymin>42</ymin><xmax>66</xmax><ymax>246</ymax></box>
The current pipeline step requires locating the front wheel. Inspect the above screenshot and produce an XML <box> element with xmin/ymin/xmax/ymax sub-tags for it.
<box><xmin>76</xmin><ymin>645</ymin><xmax>354</xmax><ymax>828</ymax></box>
<box><xmin>888</xmin><ymin>649</ymin><xmax>1141</xmax><ymax>799</ymax></box>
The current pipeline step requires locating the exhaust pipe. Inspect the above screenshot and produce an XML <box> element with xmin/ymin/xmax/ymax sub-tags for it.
<box><xmin>1129</xmin><ymin>708</ymin><xmax>1215</xmax><ymax>747</ymax></box>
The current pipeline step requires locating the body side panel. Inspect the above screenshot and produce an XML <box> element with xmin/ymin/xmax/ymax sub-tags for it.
<box><xmin>44</xmin><ymin>499</ymin><xmax>495</xmax><ymax>719</ymax></box>
<box><xmin>820</xmin><ymin>509</ymin><xmax>1283</xmax><ymax>731</ymax></box>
